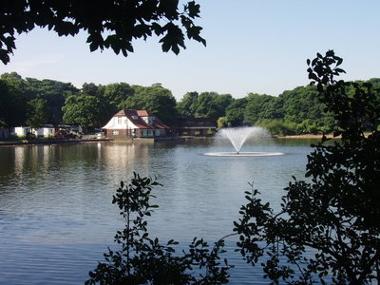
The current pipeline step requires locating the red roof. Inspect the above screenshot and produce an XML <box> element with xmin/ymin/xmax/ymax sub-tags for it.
<box><xmin>115</xmin><ymin>109</ymin><xmax>169</xmax><ymax>129</ymax></box>
<box><xmin>136</xmin><ymin>110</ymin><xmax>149</xmax><ymax>117</ymax></box>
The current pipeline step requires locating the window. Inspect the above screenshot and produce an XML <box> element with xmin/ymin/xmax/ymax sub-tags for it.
<box><xmin>112</xmin><ymin>130</ymin><xmax>119</xmax><ymax>135</ymax></box>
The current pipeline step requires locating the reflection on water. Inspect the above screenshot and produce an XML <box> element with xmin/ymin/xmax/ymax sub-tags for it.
<box><xmin>0</xmin><ymin>139</ymin><xmax>313</xmax><ymax>284</ymax></box>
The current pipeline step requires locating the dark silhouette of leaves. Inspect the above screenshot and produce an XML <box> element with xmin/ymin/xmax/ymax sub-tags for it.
<box><xmin>234</xmin><ymin>51</ymin><xmax>380</xmax><ymax>284</ymax></box>
<box><xmin>0</xmin><ymin>0</ymin><xmax>206</xmax><ymax>64</ymax></box>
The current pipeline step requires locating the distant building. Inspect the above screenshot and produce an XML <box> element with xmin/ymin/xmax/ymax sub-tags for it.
<box><xmin>58</xmin><ymin>124</ymin><xmax>83</xmax><ymax>134</ymax></box>
<box><xmin>13</xmin><ymin>126</ymin><xmax>31</xmax><ymax>137</ymax></box>
<box><xmin>102</xmin><ymin>109</ymin><xmax>170</xmax><ymax>139</ymax></box>
<box><xmin>174</xmin><ymin>118</ymin><xmax>217</xmax><ymax>137</ymax></box>
<box><xmin>13</xmin><ymin>126</ymin><xmax>56</xmax><ymax>138</ymax></box>
<box><xmin>0</xmin><ymin>128</ymin><xmax>9</xmax><ymax>139</ymax></box>
<box><xmin>33</xmin><ymin>126</ymin><xmax>55</xmax><ymax>138</ymax></box>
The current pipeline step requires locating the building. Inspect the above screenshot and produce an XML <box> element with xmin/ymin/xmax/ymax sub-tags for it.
<box><xmin>102</xmin><ymin>109</ymin><xmax>170</xmax><ymax>139</ymax></box>
<box><xmin>0</xmin><ymin>128</ymin><xmax>9</xmax><ymax>139</ymax></box>
<box><xmin>13</xmin><ymin>126</ymin><xmax>31</xmax><ymax>137</ymax></box>
<box><xmin>13</xmin><ymin>126</ymin><xmax>55</xmax><ymax>138</ymax></box>
<box><xmin>32</xmin><ymin>126</ymin><xmax>55</xmax><ymax>138</ymax></box>
<box><xmin>174</xmin><ymin>118</ymin><xmax>217</xmax><ymax>137</ymax></box>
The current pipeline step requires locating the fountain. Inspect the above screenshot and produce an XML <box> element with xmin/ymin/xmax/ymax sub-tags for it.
<box><xmin>203</xmin><ymin>127</ymin><xmax>284</xmax><ymax>157</ymax></box>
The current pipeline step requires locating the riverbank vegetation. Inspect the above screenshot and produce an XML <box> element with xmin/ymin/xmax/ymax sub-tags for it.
<box><xmin>1</xmin><ymin>72</ymin><xmax>379</xmax><ymax>135</ymax></box>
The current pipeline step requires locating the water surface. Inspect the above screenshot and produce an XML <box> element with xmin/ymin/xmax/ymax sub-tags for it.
<box><xmin>0</xmin><ymin>139</ymin><xmax>314</xmax><ymax>284</ymax></box>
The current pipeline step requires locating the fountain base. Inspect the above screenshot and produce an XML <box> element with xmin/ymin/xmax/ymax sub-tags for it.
<box><xmin>203</xmin><ymin>151</ymin><xmax>284</xmax><ymax>157</ymax></box>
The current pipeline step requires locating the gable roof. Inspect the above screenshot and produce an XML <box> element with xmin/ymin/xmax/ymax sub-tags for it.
<box><xmin>104</xmin><ymin>109</ymin><xmax>169</xmax><ymax>129</ymax></box>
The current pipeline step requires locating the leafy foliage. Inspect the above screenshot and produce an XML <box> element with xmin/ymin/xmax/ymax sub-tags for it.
<box><xmin>25</xmin><ymin>77</ymin><xmax>78</xmax><ymax>125</ymax></box>
<box><xmin>0</xmin><ymin>73</ymin><xmax>29</xmax><ymax>126</ymax></box>
<box><xmin>62</xmin><ymin>94</ymin><xmax>102</xmax><ymax>130</ymax></box>
<box><xmin>86</xmin><ymin>172</ymin><xmax>230</xmax><ymax>285</ymax></box>
<box><xmin>0</xmin><ymin>0</ymin><xmax>205</xmax><ymax>64</ymax></box>
<box><xmin>102</xmin><ymin>83</ymin><xmax>135</xmax><ymax>110</ymax></box>
<box><xmin>120</xmin><ymin>84</ymin><xmax>177</xmax><ymax>124</ymax></box>
<box><xmin>244</xmin><ymin>93</ymin><xmax>283</xmax><ymax>125</ymax></box>
<box><xmin>233</xmin><ymin>51</ymin><xmax>380</xmax><ymax>284</ymax></box>
<box><xmin>26</xmin><ymin>98</ymin><xmax>49</xmax><ymax>128</ymax></box>
<box><xmin>225</xmin><ymin>98</ymin><xmax>247</xmax><ymax>126</ymax></box>
<box><xmin>176</xmin><ymin>92</ymin><xmax>200</xmax><ymax>118</ymax></box>
<box><xmin>176</xmin><ymin>92</ymin><xmax>233</xmax><ymax>121</ymax></box>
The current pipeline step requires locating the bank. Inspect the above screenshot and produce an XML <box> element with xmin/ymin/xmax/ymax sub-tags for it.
<box><xmin>0</xmin><ymin>138</ymin><xmax>111</xmax><ymax>147</ymax></box>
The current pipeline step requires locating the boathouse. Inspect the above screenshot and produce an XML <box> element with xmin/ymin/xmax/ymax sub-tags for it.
<box><xmin>174</xmin><ymin>118</ymin><xmax>217</xmax><ymax>137</ymax></box>
<box><xmin>102</xmin><ymin>109</ymin><xmax>170</xmax><ymax>139</ymax></box>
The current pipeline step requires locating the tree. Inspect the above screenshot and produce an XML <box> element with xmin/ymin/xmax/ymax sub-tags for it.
<box><xmin>26</xmin><ymin>98</ymin><xmax>49</xmax><ymax>128</ymax></box>
<box><xmin>86</xmin><ymin>173</ymin><xmax>230</xmax><ymax>285</ymax></box>
<box><xmin>62</xmin><ymin>94</ymin><xmax>102</xmax><ymax>130</ymax></box>
<box><xmin>244</xmin><ymin>93</ymin><xmax>283</xmax><ymax>125</ymax></box>
<box><xmin>225</xmin><ymin>98</ymin><xmax>247</xmax><ymax>126</ymax></box>
<box><xmin>81</xmin><ymin>83</ymin><xmax>102</xmax><ymax>97</ymax></box>
<box><xmin>192</xmin><ymin>92</ymin><xmax>233</xmax><ymax>121</ymax></box>
<box><xmin>233</xmin><ymin>51</ymin><xmax>380</xmax><ymax>284</ymax></box>
<box><xmin>121</xmin><ymin>84</ymin><xmax>177</xmax><ymax>124</ymax></box>
<box><xmin>0</xmin><ymin>0</ymin><xmax>205</xmax><ymax>64</ymax></box>
<box><xmin>25</xmin><ymin>77</ymin><xmax>78</xmax><ymax>125</ymax></box>
<box><xmin>280</xmin><ymin>85</ymin><xmax>334</xmax><ymax>134</ymax></box>
<box><xmin>103</xmin><ymin>82</ymin><xmax>135</xmax><ymax>110</ymax></box>
<box><xmin>176</xmin><ymin>91</ymin><xmax>199</xmax><ymax>118</ymax></box>
<box><xmin>0</xmin><ymin>73</ymin><xmax>30</xmax><ymax>126</ymax></box>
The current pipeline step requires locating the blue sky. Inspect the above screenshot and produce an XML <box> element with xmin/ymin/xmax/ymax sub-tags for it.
<box><xmin>1</xmin><ymin>0</ymin><xmax>380</xmax><ymax>99</ymax></box>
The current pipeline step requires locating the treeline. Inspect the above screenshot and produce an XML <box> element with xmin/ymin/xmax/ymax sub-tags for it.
<box><xmin>1</xmin><ymin>72</ymin><xmax>379</xmax><ymax>134</ymax></box>
<box><xmin>176</xmin><ymin>80</ymin><xmax>380</xmax><ymax>134</ymax></box>
<box><xmin>0</xmin><ymin>72</ymin><xmax>177</xmax><ymax>130</ymax></box>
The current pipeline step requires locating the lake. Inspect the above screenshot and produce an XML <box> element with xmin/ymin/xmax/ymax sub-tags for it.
<box><xmin>0</xmin><ymin>138</ymin><xmax>315</xmax><ymax>284</ymax></box>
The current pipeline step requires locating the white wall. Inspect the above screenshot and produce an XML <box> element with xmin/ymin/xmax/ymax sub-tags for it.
<box><xmin>14</xmin><ymin>127</ymin><xmax>30</xmax><ymax>137</ymax></box>
<box><xmin>103</xmin><ymin>116</ymin><xmax>138</xmax><ymax>129</ymax></box>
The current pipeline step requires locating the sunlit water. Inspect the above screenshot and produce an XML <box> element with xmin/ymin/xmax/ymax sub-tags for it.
<box><xmin>0</xmin><ymin>139</ymin><xmax>316</xmax><ymax>284</ymax></box>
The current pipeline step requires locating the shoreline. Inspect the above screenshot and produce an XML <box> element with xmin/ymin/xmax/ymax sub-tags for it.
<box><xmin>0</xmin><ymin>138</ymin><xmax>111</xmax><ymax>147</ymax></box>
<box><xmin>275</xmin><ymin>134</ymin><xmax>340</xmax><ymax>139</ymax></box>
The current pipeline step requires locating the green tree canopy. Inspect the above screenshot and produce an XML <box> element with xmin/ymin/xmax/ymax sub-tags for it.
<box><xmin>194</xmin><ymin>92</ymin><xmax>233</xmax><ymax>120</ymax></box>
<box><xmin>121</xmin><ymin>84</ymin><xmax>177</xmax><ymax>124</ymax></box>
<box><xmin>225</xmin><ymin>98</ymin><xmax>247</xmax><ymax>126</ymax></box>
<box><xmin>177</xmin><ymin>91</ymin><xmax>233</xmax><ymax>122</ymax></box>
<box><xmin>0</xmin><ymin>0</ymin><xmax>205</xmax><ymax>64</ymax></box>
<box><xmin>244</xmin><ymin>93</ymin><xmax>283</xmax><ymax>125</ymax></box>
<box><xmin>102</xmin><ymin>82</ymin><xmax>135</xmax><ymax>110</ymax></box>
<box><xmin>0</xmin><ymin>73</ymin><xmax>30</xmax><ymax>126</ymax></box>
<box><xmin>280</xmin><ymin>85</ymin><xmax>334</xmax><ymax>133</ymax></box>
<box><xmin>176</xmin><ymin>91</ymin><xmax>199</xmax><ymax>118</ymax></box>
<box><xmin>62</xmin><ymin>94</ymin><xmax>102</xmax><ymax>130</ymax></box>
<box><xmin>25</xmin><ymin>78</ymin><xmax>78</xmax><ymax>125</ymax></box>
<box><xmin>26</xmin><ymin>98</ymin><xmax>49</xmax><ymax>128</ymax></box>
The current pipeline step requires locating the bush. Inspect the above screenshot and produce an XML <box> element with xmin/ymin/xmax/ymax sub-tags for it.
<box><xmin>86</xmin><ymin>173</ymin><xmax>231</xmax><ymax>285</ymax></box>
<box><xmin>233</xmin><ymin>51</ymin><xmax>380</xmax><ymax>284</ymax></box>
<box><xmin>256</xmin><ymin>119</ymin><xmax>297</xmax><ymax>136</ymax></box>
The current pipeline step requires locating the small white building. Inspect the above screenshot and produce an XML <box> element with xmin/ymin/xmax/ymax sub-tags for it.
<box><xmin>33</xmin><ymin>127</ymin><xmax>55</xmax><ymax>138</ymax></box>
<box><xmin>0</xmin><ymin>128</ymin><xmax>10</xmax><ymax>139</ymax></box>
<box><xmin>13</xmin><ymin>127</ymin><xmax>31</xmax><ymax>137</ymax></box>
<box><xmin>13</xmin><ymin>126</ymin><xmax>55</xmax><ymax>138</ymax></box>
<box><xmin>102</xmin><ymin>109</ymin><xmax>169</xmax><ymax>139</ymax></box>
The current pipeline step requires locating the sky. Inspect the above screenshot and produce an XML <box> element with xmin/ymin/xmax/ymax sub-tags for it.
<box><xmin>1</xmin><ymin>0</ymin><xmax>380</xmax><ymax>99</ymax></box>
